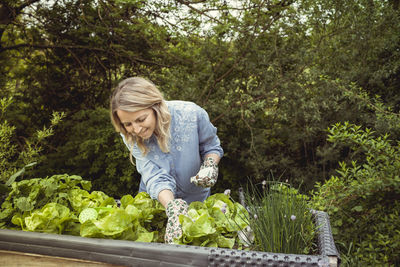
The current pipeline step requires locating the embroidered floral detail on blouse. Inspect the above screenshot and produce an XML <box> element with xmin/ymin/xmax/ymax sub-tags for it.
<box><xmin>170</xmin><ymin>102</ymin><xmax>198</xmax><ymax>147</ymax></box>
<box><xmin>122</xmin><ymin>100</ymin><xmax>224</xmax><ymax>203</ymax></box>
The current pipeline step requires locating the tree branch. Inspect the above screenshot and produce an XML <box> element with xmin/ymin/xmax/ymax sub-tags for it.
<box><xmin>17</xmin><ymin>0</ymin><xmax>41</xmax><ymax>13</ymax></box>
<box><xmin>0</xmin><ymin>0</ymin><xmax>41</xmax><ymax>50</ymax></box>
<box><xmin>65</xmin><ymin>47</ymin><xmax>90</xmax><ymax>77</ymax></box>
<box><xmin>0</xmin><ymin>42</ymin><xmax>168</xmax><ymax>67</ymax></box>
<box><xmin>176</xmin><ymin>0</ymin><xmax>223</xmax><ymax>25</ymax></box>
<box><xmin>212</xmin><ymin>95</ymin><xmax>268</xmax><ymax>123</ymax></box>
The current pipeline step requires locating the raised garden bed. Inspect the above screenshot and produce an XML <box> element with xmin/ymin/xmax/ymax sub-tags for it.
<box><xmin>0</xmin><ymin>210</ymin><xmax>339</xmax><ymax>266</ymax></box>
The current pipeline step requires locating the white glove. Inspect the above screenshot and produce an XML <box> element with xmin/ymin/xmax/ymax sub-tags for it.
<box><xmin>190</xmin><ymin>157</ymin><xmax>218</xmax><ymax>188</ymax></box>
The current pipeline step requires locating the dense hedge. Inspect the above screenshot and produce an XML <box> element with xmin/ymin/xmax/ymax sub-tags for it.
<box><xmin>32</xmin><ymin>108</ymin><xmax>140</xmax><ymax>198</ymax></box>
<box><xmin>311</xmin><ymin>122</ymin><xmax>400</xmax><ymax>266</ymax></box>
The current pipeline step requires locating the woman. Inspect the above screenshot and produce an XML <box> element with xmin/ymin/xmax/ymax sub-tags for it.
<box><xmin>110</xmin><ymin>77</ymin><xmax>223</xmax><ymax>243</ymax></box>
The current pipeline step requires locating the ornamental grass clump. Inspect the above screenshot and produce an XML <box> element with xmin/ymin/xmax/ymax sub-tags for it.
<box><xmin>242</xmin><ymin>180</ymin><xmax>316</xmax><ymax>254</ymax></box>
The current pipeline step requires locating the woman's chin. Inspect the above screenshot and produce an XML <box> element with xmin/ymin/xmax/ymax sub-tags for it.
<box><xmin>141</xmin><ymin>130</ymin><xmax>153</xmax><ymax>140</ymax></box>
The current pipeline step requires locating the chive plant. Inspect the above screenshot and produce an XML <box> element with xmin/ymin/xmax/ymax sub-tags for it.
<box><xmin>242</xmin><ymin>180</ymin><xmax>316</xmax><ymax>254</ymax></box>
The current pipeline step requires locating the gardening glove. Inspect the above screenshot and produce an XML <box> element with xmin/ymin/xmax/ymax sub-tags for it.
<box><xmin>190</xmin><ymin>157</ymin><xmax>218</xmax><ymax>188</ymax></box>
<box><xmin>165</xmin><ymin>199</ymin><xmax>188</xmax><ymax>244</ymax></box>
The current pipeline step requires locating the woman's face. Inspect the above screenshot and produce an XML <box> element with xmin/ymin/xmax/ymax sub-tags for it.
<box><xmin>117</xmin><ymin>108</ymin><xmax>156</xmax><ymax>139</ymax></box>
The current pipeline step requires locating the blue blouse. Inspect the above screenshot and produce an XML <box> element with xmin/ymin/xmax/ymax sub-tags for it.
<box><xmin>121</xmin><ymin>100</ymin><xmax>224</xmax><ymax>204</ymax></box>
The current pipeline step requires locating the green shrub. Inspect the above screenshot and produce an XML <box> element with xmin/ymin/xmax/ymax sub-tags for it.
<box><xmin>34</xmin><ymin>108</ymin><xmax>139</xmax><ymax>197</ymax></box>
<box><xmin>311</xmin><ymin>122</ymin><xmax>400</xmax><ymax>266</ymax></box>
<box><xmin>0</xmin><ymin>97</ymin><xmax>17</xmax><ymax>184</ymax></box>
<box><xmin>0</xmin><ymin>96</ymin><xmax>64</xmax><ymax>201</ymax></box>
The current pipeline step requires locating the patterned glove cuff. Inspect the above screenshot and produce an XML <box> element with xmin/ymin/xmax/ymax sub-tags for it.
<box><xmin>203</xmin><ymin>157</ymin><xmax>217</xmax><ymax>168</ymax></box>
<box><xmin>166</xmin><ymin>199</ymin><xmax>188</xmax><ymax>218</ymax></box>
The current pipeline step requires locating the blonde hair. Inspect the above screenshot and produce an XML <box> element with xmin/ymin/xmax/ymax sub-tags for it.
<box><xmin>110</xmin><ymin>77</ymin><xmax>171</xmax><ymax>161</ymax></box>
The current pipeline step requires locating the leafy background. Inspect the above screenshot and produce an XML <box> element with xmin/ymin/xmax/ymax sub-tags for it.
<box><xmin>1</xmin><ymin>0</ymin><xmax>400</xmax><ymax>265</ymax></box>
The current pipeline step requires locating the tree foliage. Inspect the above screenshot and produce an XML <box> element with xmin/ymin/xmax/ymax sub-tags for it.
<box><xmin>1</xmin><ymin>1</ymin><xmax>400</xmax><ymax>263</ymax></box>
<box><xmin>311</xmin><ymin>120</ymin><xmax>400</xmax><ymax>265</ymax></box>
<box><xmin>0</xmin><ymin>94</ymin><xmax>64</xmax><ymax>203</ymax></box>
<box><xmin>33</xmin><ymin>108</ymin><xmax>139</xmax><ymax>197</ymax></box>
<box><xmin>1</xmin><ymin>0</ymin><xmax>398</xmax><ymax>186</ymax></box>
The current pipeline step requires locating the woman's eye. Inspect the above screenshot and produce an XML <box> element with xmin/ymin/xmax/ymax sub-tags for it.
<box><xmin>138</xmin><ymin>117</ymin><xmax>146</xmax><ymax>123</ymax></box>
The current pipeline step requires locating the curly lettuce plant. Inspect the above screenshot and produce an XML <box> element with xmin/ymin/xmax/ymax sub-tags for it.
<box><xmin>0</xmin><ymin>174</ymin><xmax>167</xmax><ymax>242</ymax></box>
<box><xmin>175</xmin><ymin>193</ymin><xmax>249</xmax><ymax>249</ymax></box>
<box><xmin>0</xmin><ymin>174</ymin><xmax>250</xmax><ymax>248</ymax></box>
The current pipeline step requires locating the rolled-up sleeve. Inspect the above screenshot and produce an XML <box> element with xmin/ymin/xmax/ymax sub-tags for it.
<box><xmin>133</xmin><ymin>148</ymin><xmax>176</xmax><ymax>200</ymax></box>
<box><xmin>121</xmin><ymin>134</ymin><xmax>176</xmax><ymax>200</ymax></box>
<box><xmin>197</xmin><ymin>107</ymin><xmax>224</xmax><ymax>159</ymax></box>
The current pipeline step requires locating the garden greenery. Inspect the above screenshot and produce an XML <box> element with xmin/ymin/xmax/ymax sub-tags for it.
<box><xmin>243</xmin><ymin>181</ymin><xmax>316</xmax><ymax>255</ymax></box>
<box><xmin>32</xmin><ymin>108</ymin><xmax>139</xmax><ymax>197</ymax></box>
<box><xmin>0</xmin><ymin>174</ymin><xmax>166</xmax><ymax>241</ymax></box>
<box><xmin>1</xmin><ymin>1</ymin><xmax>400</xmax><ymax>265</ymax></box>
<box><xmin>176</xmin><ymin>193</ymin><xmax>250</xmax><ymax>249</ymax></box>
<box><xmin>0</xmin><ymin>96</ymin><xmax>64</xmax><ymax>201</ymax></box>
<box><xmin>0</xmin><ymin>174</ymin><xmax>254</xmax><ymax>248</ymax></box>
<box><xmin>311</xmin><ymin>122</ymin><xmax>400</xmax><ymax>266</ymax></box>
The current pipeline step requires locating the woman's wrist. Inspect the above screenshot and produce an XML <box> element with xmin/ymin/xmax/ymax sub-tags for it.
<box><xmin>158</xmin><ymin>189</ymin><xmax>175</xmax><ymax>208</ymax></box>
<box><xmin>204</xmin><ymin>153</ymin><xmax>220</xmax><ymax>165</ymax></box>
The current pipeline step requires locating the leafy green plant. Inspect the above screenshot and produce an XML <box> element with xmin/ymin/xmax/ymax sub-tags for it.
<box><xmin>0</xmin><ymin>174</ymin><xmax>92</xmax><ymax>230</ymax></box>
<box><xmin>33</xmin><ymin>108</ymin><xmax>139</xmax><ymax>197</ymax></box>
<box><xmin>243</xmin><ymin>180</ymin><xmax>316</xmax><ymax>254</ymax></box>
<box><xmin>79</xmin><ymin>192</ymin><xmax>167</xmax><ymax>242</ymax></box>
<box><xmin>311</xmin><ymin>122</ymin><xmax>400</xmax><ymax>266</ymax></box>
<box><xmin>176</xmin><ymin>193</ymin><xmax>249</xmax><ymax>249</ymax></box>
<box><xmin>13</xmin><ymin>202</ymin><xmax>78</xmax><ymax>234</ymax></box>
<box><xmin>0</xmin><ymin>96</ymin><xmax>65</xmax><ymax>202</ymax></box>
<box><xmin>0</xmin><ymin>174</ymin><xmax>250</xmax><ymax>247</ymax></box>
<box><xmin>0</xmin><ymin>174</ymin><xmax>166</xmax><ymax>241</ymax></box>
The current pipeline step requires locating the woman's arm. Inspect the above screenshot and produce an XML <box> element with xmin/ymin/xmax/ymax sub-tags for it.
<box><xmin>158</xmin><ymin>189</ymin><xmax>175</xmax><ymax>208</ymax></box>
<box><xmin>197</xmin><ymin>107</ymin><xmax>224</xmax><ymax>159</ymax></box>
<box><xmin>189</xmin><ymin>106</ymin><xmax>223</xmax><ymax>188</ymax></box>
<box><xmin>204</xmin><ymin>153</ymin><xmax>221</xmax><ymax>164</ymax></box>
<box><xmin>123</xmin><ymin>135</ymin><xmax>176</xmax><ymax>201</ymax></box>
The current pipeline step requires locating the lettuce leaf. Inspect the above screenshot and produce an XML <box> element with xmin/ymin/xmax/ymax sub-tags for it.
<box><xmin>177</xmin><ymin>193</ymin><xmax>249</xmax><ymax>249</ymax></box>
<box><xmin>23</xmin><ymin>203</ymin><xmax>77</xmax><ymax>234</ymax></box>
<box><xmin>1</xmin><ymin>175</ymin><xmax>248</xmax><ymax>249</ymax></box>
<box><xmin>79</xmin><ymin>193</ymin><xmax>165</xmax><ymax>242</ymax></box>
<box><xmin>68</xmin><ymin>189</ymin><xmax>111</xmax><ymax>213</ymax></box>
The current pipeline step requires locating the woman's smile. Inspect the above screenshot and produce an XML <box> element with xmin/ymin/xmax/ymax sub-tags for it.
<box><xmin>139</xmin><ymin>128</ymin><xmax>149</xmax><ymax>138</ymax></box>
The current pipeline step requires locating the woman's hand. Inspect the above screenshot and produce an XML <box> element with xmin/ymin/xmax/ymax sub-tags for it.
<box><xmin>165</xmin><ymin>198</ymin><xmax>188</xmax><ymax>244</ymax></box>
<box><xmin>190</xmin><ymin>157</ymin><xmax>219</xmax><ymax>188</ymax></box>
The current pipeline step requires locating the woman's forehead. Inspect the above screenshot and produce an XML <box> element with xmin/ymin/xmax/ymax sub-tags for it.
<box><xmin>117</xmin><ymin>108</ymin><xmax>152</xmax><ymax>122</ymax></box>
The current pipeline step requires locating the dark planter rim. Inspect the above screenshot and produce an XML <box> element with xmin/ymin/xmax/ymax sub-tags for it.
<box><xmin>0</xmin><ymin>210</ymin><xmax>339</xmax><ymax>267</ymax></box>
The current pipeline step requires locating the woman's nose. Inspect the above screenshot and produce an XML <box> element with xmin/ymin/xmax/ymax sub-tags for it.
<box><xmin>133</xmin><ymin>124</ymin><xmax>142</xmax><ymax>134</ymax></box>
